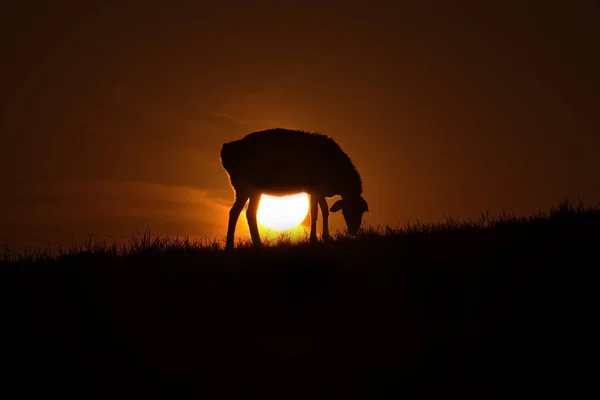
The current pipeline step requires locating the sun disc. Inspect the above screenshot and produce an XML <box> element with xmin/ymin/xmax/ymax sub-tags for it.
<box><xmin>256</xmin><ymin>193</ymin><xmax>310</xmax><ymax>231</ymax></box>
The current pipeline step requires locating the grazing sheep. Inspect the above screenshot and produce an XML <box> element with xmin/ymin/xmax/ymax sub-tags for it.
<box><xmin>220</xmin><ymin>128</ymin><xmax>368</xmax><ymax>249</ymax></box>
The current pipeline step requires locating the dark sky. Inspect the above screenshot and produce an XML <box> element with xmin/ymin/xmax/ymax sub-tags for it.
<box><xmin>2</xmin><ymin>0</ymin><xmax>599</xmax><ymax>250</ymax></box>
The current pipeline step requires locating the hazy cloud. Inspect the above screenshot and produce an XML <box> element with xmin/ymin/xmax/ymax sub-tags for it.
<box><xmin>0</xmin><ymin>179</ymin><xmax>236</xmax><ymax>250</ymax></box>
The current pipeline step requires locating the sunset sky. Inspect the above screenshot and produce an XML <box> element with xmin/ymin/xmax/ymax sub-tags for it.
<box><xmin>2</xmin><ymin>1</ymin><xmax>599</xmax><ymax>250</ymax></box>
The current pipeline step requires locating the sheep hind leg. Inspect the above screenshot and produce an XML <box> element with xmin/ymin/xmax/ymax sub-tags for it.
<box><xmin>226</xmin><ymin>193</ymin><xmax>249</xmax><ymax>250</ymax></box>
<box><xmin>246</xmin><ymin>193</ymin><xmax>263</xmax><ymax>248</ymax></box>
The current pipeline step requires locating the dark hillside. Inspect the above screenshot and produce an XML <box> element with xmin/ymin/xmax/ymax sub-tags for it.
<box><xmin>1</xmin><ymin>200</ymin><xmax>598</xmax><ymax>398</ymax></box>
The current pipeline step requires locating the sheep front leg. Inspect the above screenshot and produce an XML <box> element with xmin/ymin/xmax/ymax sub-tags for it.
<box><xmin>318</xmin><ymin>196</ymin><xmax>333</xmax><ymax>241</ymax></box>
<box><xmin>309</xmin><ymin>194</ymin><xmax>319</xmax><ymax>243</ymax></box>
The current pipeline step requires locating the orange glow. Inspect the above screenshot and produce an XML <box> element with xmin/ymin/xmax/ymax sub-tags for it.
<box><xmin>257</xmin><ymin>193</ymin><xmax>310</xmax><ymax>231</ymax></box>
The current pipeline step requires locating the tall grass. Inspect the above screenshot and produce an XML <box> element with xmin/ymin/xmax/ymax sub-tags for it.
<box><xmin>1</xmin><ymin>198</ymin><xmax>598</xmax><ymax>264</ymax></box>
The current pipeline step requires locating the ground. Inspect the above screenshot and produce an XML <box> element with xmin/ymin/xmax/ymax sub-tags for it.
<box><xmin>1</xmin><ymin>200</ymin><xmax>597</xmax><ymax>398</ymax></box>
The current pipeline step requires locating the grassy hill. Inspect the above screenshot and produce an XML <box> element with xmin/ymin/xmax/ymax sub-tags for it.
<box><xmin>1</xmin><ymin>199</ymin><xmax>598</xmax><ymax>398</ymax></box>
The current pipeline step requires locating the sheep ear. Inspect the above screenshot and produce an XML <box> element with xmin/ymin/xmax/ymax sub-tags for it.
<box><xmin>330</xmin><ymin>200</ymin><xmax>344</xmax><ymax>213</ymax></box>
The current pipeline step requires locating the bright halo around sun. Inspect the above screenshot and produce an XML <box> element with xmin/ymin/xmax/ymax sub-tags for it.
<box><xmin>256</xmin><ymin>193</ymin><xmax>310</xmax><ymax>231</ymax></box>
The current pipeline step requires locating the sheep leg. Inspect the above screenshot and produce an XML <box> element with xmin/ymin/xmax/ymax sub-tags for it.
<box><xmin>318</xmin><ymin>196</ymin><xmax>333</xmax><ymax>241</ymax></box>
<box><xmin>246</xmin><ymin>194</ymin><xmax>262</xmax><ymax>247</ymax></box>
<box><xmin>226</xmin><ymin>193</ymin><xmax>248</xmax><ymax>250</ymax></box>
<box><xmin>309</xmin><ymin>194</ymin><xmax>319</xmax><ymax>243</ymax></box>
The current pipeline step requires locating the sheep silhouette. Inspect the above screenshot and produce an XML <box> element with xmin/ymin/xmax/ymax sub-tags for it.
<box><xmin>220</xmin><ymin>128</ymin><xmax>369</xmax><ymax>249</ymax></box>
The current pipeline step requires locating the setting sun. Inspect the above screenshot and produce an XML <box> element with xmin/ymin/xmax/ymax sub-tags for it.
<box><xmin>256</xmin><ymin>193</ymin><xmax>310</xmax><ymax>231</ymax></box>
